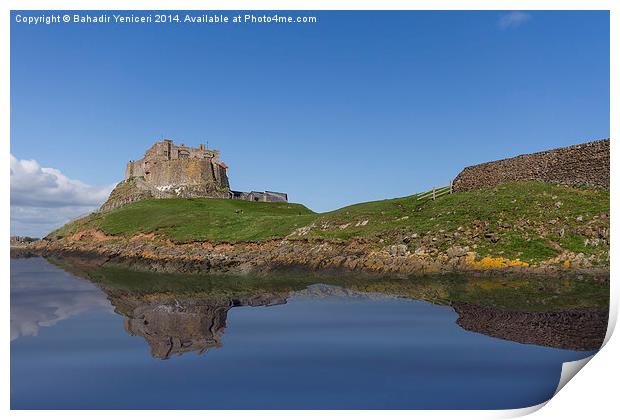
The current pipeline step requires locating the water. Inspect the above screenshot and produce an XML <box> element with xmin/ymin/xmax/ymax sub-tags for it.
<box><xmin>11</xmin><ymin>257</ymin><xmax>599</xmax><ymax>409</ymax></box>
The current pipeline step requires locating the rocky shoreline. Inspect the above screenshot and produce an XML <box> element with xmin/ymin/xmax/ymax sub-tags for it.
<box><xmin>11</xmin><ymin>230</ymin><xmax>610</xmax><ymax>281</ymax></box>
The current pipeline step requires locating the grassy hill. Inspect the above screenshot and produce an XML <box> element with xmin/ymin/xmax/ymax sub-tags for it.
<box><xmin>49</xmin><ymin>198</ymin><xmax>317</xmax><ymax>243</ymax></box>
<box><xmin>48</xmin><ymin>181</ymin><xmax>609</xmax><ymax>265</ymax></box>
<box><xmin>301</xmin><ymin>181</ymin><xmax>609</xmax><ymax>264</ymax></box>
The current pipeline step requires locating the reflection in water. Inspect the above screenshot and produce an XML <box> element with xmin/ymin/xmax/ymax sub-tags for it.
<box><xmin>11</xmin><ymin>256</ymin><xmax>609</xmax><ymax>357</ymax></box>
<box><xmin>11</xmin><ymin>257</ymin><xmax>609</xmax><ymax>409</ymax></box>
<box><xmin>453</xmin><ymin>303</ymin><xmax>607</xmax><ymax>351</ymax></box>
<box><xmin>10</xmin><ymin>258</ymin><xmax>111</xmax><ymax>340</ymax></box>
<box><xmin>116</xmin><ymin>294</ymin><xmax>286</xmax><ymax>359</ymax></box>
<box><xmin>110</xmin><ymin>285</ymin><xmax>403</xmax><ymax>359</ymax></box>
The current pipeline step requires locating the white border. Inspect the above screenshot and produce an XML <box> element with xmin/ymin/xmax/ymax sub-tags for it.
<box><xmin>3</xmin><ymin>1</ymin><xmax>617</xmax><ymax>419</ymax></box>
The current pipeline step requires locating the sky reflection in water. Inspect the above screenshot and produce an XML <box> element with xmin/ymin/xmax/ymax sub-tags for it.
<box><xmin>11</xmin><ymin>257</ymin><xmax>600</xmax><ymax>409</ymax></box>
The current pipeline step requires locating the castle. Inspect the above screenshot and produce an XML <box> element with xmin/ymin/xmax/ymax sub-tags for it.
<box><xmin>124</xmin><ymin>140</ymin><xmax>230</xmax><ymax>194</ymax></box>
<box><xmin>100</xmin><ymin>139</ymin><xmax>287</xmax><ymax>211</ymax></box>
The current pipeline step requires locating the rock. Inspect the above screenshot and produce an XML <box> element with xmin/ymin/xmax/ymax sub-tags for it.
<box><xmin>576</xmin><ymin>215</ymin><xmax>584</xmax><ymax>222</ymax></box>
<box><xmin>484</xmin><ymin>232</ymin><xmax>499</xmax><ymax>243</ymax></box>
<box><xmin>414</xmin><ymin>247</ymin><xmax>427</xmax><ymax>256</ymax></box>
<box><xmin>447</xmin><ymin>246</ymin><xmax>468</xmax><ymax>258</ymax></box>
<box><xmin>388</xmin><ymin>244</ymin><xmax>409</xmax><ymax>257</ymax></box>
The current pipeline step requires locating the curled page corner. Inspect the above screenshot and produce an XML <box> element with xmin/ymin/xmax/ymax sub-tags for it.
<box><xmin>502</xmin><ymin>401</ymin><xmax>548</xmax><ymax>418</ymax></box>
<box><xmin>552</xmin><ymin>308</ymin><xmax>616</xmax><ymax>397</ymax></box>
<box><xmin>554</xmin><ymin>355</ymin><xmax>595</xmax><ymax>396</ymax></box>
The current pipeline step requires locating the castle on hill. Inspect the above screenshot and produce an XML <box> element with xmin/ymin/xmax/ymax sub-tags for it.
<box><xmin>100</xmin><ymin>139</ymin><xmax>287</xmax><ymax>211</ymax></box>
<box><xmin>124</xmin><ymin>140</ymin><xmax>230</xmax><ymax>192</ymax></box>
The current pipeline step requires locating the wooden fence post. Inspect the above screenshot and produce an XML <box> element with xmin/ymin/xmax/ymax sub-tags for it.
<box><xmin>432</xmin><ymin>187</ymin><xmax>436</xmax><ymax>200</ymax></box>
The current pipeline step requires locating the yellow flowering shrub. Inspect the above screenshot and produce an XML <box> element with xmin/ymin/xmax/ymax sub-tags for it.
<box><xmin>465</xmin><ymin>254</ymin><xmax>529</xmax><ymax>270</ymax></box>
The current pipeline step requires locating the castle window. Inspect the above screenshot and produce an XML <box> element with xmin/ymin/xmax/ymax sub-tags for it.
<box><xmin>179</xmin><ymin>151</ymin><xmax>189</xmax><ymax>159</ymax></box>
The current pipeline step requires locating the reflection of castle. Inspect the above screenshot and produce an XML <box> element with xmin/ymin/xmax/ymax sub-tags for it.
<box><xmin>101</xmin><ymin>139</ymin><xmax>288</xmax><ymax>211</ymax></box>
<box><xmin>110</xmin><ymin>293</ymin><xmax>287</xmax><ymax>360</ymax></box>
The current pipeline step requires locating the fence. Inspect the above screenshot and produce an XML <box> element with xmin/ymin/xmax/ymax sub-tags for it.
<box><xmin>416</xmin><ymin>182</ymin><xmax>453</xmax><ymax>201</ymax></box>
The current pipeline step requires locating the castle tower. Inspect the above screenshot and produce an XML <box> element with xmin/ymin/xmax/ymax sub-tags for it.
<box><xmin>101</xmin><ymin>138</ymin><xmax>287</xmax><ymax>212</ymax></box>
<box><xmin>124</xmin><ymin>140</ymin><xmax>229</xmax><ymax>192</ymax></box>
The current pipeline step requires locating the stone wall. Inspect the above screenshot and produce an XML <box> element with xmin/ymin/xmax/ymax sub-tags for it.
<box><xmin>452</xmin><ymin>139</ymin><xmax>610</xmax><ymax>192</ymax></box>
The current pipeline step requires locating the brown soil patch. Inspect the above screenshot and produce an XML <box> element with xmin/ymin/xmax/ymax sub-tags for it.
<box><xmin>69</xmin><ymin>229</ymin><xmax>116</xmax><ymax>243</ymax></box>
<box><xmin>130</xmin><ymin>232</ymin><xmax>157</xmax><ymax>241</ymax></box>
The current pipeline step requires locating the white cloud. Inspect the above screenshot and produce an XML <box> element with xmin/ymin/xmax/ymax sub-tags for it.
<box><xmin>10</xmin><ymin>155</ymin><xmax>115</xmax><ymax>237</ymax></box>
<box><xmin>11</xmin><ymin>260</ymin><xmax>112</xmax><ymax>340</ymax></box>
<box><xmin>10</xmin><ymin>155</ymin><xmax>113</xmax><ymax>207</ymax></box>
<box><xmin>498</xmin><ymin>11</ymin><xmax>531</xmax><ymax>29</ymax></box>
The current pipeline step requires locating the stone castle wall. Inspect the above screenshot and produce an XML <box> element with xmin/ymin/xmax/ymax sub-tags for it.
<box><xmin>125</xmin><ymin>140</ymin><xmax>228</xmax><ymax>190</ymax></box>
<box><xmin>452</xmin><ymin>139</ymin><xmax>610</xmax><ymax>192</ymax></box>
<box><xmin>145</xmin><ymin>159</ymin><xmax>229</xmax><ymax>190</ymax></box>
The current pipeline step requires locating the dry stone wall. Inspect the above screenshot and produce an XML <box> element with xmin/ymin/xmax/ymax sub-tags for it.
<box><xmin>452</xmin><ymin>139</ymin><xmax>609</xmax><ymax>192</ymax></box>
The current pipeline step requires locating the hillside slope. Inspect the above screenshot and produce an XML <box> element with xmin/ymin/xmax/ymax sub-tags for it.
<box><xmin>49</xmin><ymin>198</ymin><xmax>317</xmax><ymax>243</ymax></box>
<box><xmin>46</xmin><ymin>181</ymin><xmax>609</xmax><ymax>267</ymax></box>
<box><xmin>295</xmin><ymin>181</ymin><xmax>609</xmax><ymax>265</ymax></box>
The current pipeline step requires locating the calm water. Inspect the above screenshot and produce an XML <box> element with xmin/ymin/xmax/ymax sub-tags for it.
<box><xmin>11</xmin><ymin>257</ymin><xmax>597</xmax><ymax>409</ymax></box>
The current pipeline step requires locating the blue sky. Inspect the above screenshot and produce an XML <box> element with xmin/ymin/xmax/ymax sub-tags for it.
<box><xmin>10</xmin><ymin>10</ymin><xmax>609</xmax><ymax>236</ymax></box>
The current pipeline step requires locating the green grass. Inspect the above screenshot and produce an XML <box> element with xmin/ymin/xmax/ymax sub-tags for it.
<box><xmin>49</xmin><ymin>198</ymin><xmax>317</xmax><ymax>243</ymax></box>
<box><xmin>560</xmin><ymin>232</ymin><xmax>594</xmax><ymax>254</ymax></box>
<box><xmin>299</xmin><ymin>181</ymin><xmax>609</xmax><ymax>264</ymax></box>
<box><xmin>48</xmin><ymin>181</ymin><xmax>609</xmax><ymax>265</ymax></box>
